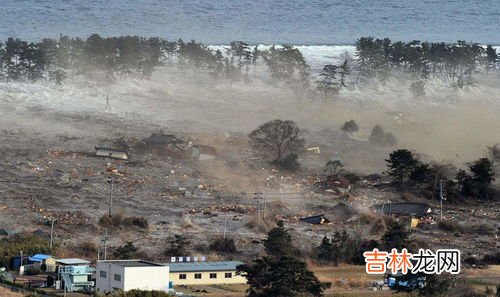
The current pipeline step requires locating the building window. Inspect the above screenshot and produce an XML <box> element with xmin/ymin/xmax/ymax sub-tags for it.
<box><xmin>194</xmin><ymin>273</ymin><xmax>202</xmax><ymax>279</ymax></box>
<box><xmin>225</xmin><ymin>272</ymin><xmax>232</xmax><ymax>278</ymax></box>
<box><xmin>210</xmin><ymin>273</ymin><xmax>217</xmax><ymax>279</ymax></box>
<box><xmin>114</xmin><ymin>274</ymin><xmax>121</xmax><ymax>282</ymax></box>
<box><xmin>179</xmin><ymin>274</ymin><xmax>187</xmax><ymax>280</ymax></box>
<box><xmin>99</xmin><ymin>271</ymin><xmax>107</xmax><ymax>278</ymax></box>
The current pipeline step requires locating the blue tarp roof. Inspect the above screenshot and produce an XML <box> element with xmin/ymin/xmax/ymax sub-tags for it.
<box><xmin>28</xmin><ymin>254</ymin><xmax>53</xmax><ymax>262</ymax></box>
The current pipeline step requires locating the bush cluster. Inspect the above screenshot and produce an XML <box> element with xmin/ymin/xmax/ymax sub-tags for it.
<box><xmin>99</xmin><ymin>213</ymin><xmax>149</xmax><ymax>229</ymax></box>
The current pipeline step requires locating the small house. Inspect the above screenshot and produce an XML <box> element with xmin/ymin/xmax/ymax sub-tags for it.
<box><xmin>142</xmin><ymin>133</ymin><xmax>187</xmax><ymax>158</ymax></box>
<box><xmin>32</xmin><ymin>229</ymin><xmax>50</xmax><ymax>239</ymax></box>
<box><xmin>95</xmin><ymin>147</ymin><xmax>129</xmax><ymax>160</ymax></box>
<box><xmin>330</xmin><ymin>202</ymin><xmax>357</xmax><ymax>221</ymax></box>
<box><xmin>189</xmin><ymin>145</ymin><xmax>217</xmax><ymax>161</ymax></box>
<box><xmin>166</xmin><ymin>261</ymin><xmax>246</xmax><ymax>286</ymax></box>
<box><xmin>96</xmin><ymin>260</ymin><xmax>169</xmax><ymax>294</ymax></box>
<box><xmin>26</xmin><ymin>254</ymin><xmax>57</xmax><ymax>272</ymax></box>
<box><xmin>300</xmin><ymin>214</ymin><xmax>331</xmax><ymax>225</ymax></box>
<box><xmin>20</xmin><ymin>254</ymin><xmax>56</xmax><ymax>275</ymax></box>
<box><xmin>56</xmin><ymin>258</ymin><xmax>94</xmax><ymax>292</ymax></box>
<box><xmin>370</xmin><ymin>203</ymin><xmax>432</xmax><ymax>218</ymax></box>
<box><xmin>0</xmin><ymin>228</ymin><xmax>17</xmax><ymax>237</ymax></box>
<box><xmin>28</xmin><ymin>254</ymin><xmax>56</xmax><ymax>266</ymax></box>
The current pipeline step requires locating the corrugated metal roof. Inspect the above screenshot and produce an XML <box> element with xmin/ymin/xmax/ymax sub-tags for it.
<box><xmin>166</xmin><ymin>261</ymin><xmax>243</xmax><ymax>272</ymax></box>
<box><xmin>56</xmin><ymin>258</ymin><xmax>91</xmax><ymax>265</ymax></box>
<box><xmin>144</xmin><ymin>134</ymin><xmax>185</xmax><ymax>145</ymax></box>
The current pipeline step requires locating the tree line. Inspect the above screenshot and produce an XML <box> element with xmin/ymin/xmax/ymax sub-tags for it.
<box><xmin>0</xmin><ymin>34</ymin><xmax>498</xmax><ymax>98</ymax></box>
<box><xmin>386</xmin><ymin>148</ymin><xmax>497</xmax><ymax>201</ymax></box>
<box><xmin>354</xmin><ymin>37</ymin><xmax>499</xmax><ymax>94</ymax></box>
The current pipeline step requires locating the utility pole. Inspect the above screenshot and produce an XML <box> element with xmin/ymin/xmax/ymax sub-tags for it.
<box><xmin>223</xmin><ymin>212</ymin><xmax>228</xmax><ymax>239</ymax></box>
<box><xmin>20</xmin><ymin>251</ymin><xmax>23</xmax><ymax>273</ymax></box>
<box><xmin>439</xmin><ymin>179</ymin><xmax>444</xmax><ymax>222</ymax></box>
<box><xmin>102</xmin><ymin>229</ymin><xmax>109</xmax><ymax>260</ymax></box>
<box><xmin>106</xmin><ymin>93</ymin><xmax>111</xmax><ymax>111</ymax></box>
<box><xmin>263</xmin><ymin>193</ymin><xmax>267</xmax><ymax>220</ymax></box>
<box><xmin>254</xmin><ymin>192</ymin><xmax>261</xmax><ymax>223</ymax></box>
<box><xmin>49</xmin><ymin>219</ymin><xmax>55</xmax><ymax>251</ymax></box>
<box><xmin>257</xmin><ymin>197</ymin><xmax>260</xmax><ymax>223</ymax></box>
<box><xmin>108</xmin><ymin>176</ymin><xmax>114</xmax><ymax>217</ymax></box>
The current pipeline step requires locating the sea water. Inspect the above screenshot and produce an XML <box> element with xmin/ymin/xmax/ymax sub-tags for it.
<box><xmin>0</xmin><ymin>0</ymin><xmax>498</xmax><ymax>69</ymax></box>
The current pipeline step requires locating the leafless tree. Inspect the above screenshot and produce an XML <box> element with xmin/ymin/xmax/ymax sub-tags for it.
<box><xmin>248</xmin><ymin>119</ymin><xmax>305</xmax><ymax>162</ymax></box>
<box><xmin>487</xmin><ymin>143</ymin><xmax>500</xmax><ymax>172</ymax></box>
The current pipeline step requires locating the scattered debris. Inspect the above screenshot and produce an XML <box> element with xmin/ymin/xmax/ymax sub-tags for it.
<box><xmin>189</xmin><ymin>145</ymin><xmax>217</xmax><ymax>161</ymax></box>
<box><xmin>313</xmin><ymin>175</ymin><xmax>351</xmax><ymax>196</ymax></box>
<box><xmin>95</xmin><ymin>147</ymin><xmax>129</xmax><ymax>160</ymax></box>
<box><xmin>307</xmin><ymin>147</ymin><xmax>321</xmax><ymax>154</ymax></box>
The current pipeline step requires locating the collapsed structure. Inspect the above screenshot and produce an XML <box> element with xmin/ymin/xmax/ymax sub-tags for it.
<box><xmin>142</xmin><ymin>133</ymin><xmax>188</xmax><ymax>158</ymax></box>
<box><xmin>313</xmin><ymin>175</ymin><xmax>351</xmax><ymax>196</ymax></box>
<box><xmin>370</xmin><ymin>203</ymin><xmax>432</xmax><ymax>218</ymax></box>
<box><xmin>300</xmin><ymin>214</ymin><xmax>331</xmax><ymax>225</ymax></box>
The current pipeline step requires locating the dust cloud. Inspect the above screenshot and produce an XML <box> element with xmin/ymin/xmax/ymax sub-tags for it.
<box><xmin>0</xmin><ymin>65</ymin><xmax>499</xmax><ymax>175</ymax></box>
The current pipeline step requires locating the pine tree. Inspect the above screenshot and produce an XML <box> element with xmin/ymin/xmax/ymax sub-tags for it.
<box><xmin>316</xmin><ymin>236</ymin><xmax>334</xmax><ymax>263</ymax></box>
<box><xmin>237</xmin><ymin>221</ymin><xmax>330</xmax><ymax>297</ymax></box>
<box><xmin>263</xmin><ymin>221</ymin><xmax>296</xmax><ymax>258</ymax></box>
<box><xmin>386</xmin><ymin>149</ymin><xmax>418</xmax><ymax>187</ymax></box>
<box><xmin>382</xmin><ymin>221</ymin><xmax>409</xmax><ymax>250</ymax></box>
<box><xmin>317</xmin><ymin>64</ymin><xmax>339</xmax><ymax>99</ymax></box>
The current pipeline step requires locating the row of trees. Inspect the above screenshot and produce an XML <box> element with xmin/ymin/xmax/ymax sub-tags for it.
<box><xmin>0</xmin><ymin>35</ymin><xmax>309</xmax><ymax>91</ymax></box>
<box><xmin>2</xmin><ymin>34</ymin><xmax>497</xmax><ymax>98</ymax></box>
<box><xmin>355</xmin><ymin>37</ymin><xmax>499</xmax><ymax>94</ymax></box>
<box><xmin>316</xmin><ymin>222</ymin><xmax>410</xmax><ymax>266</ymax></box>
<box><xmin>386</xmin><ymin>149</ymin><xmax>496</xmax><ymax>200</ymax></box>
<box><xmin>0</xmin><ymin>234</ymin><xmax>51</xmax><ymax>268</ymax></box>
<box><xmin>0</xmin><ymin>35</ymin><xmax>167</xmax><ymax>83</ymax></box>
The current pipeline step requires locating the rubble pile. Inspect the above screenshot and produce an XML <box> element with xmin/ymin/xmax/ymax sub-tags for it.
<box><xmin>185</xmin><ymin>204</ymin><xmax>256</xmax><ymax>215</ymax></box>
<box><xmin>39</xmin><ymin>210</ymin><xmax>92</xmax><ymax>225</ymax></box>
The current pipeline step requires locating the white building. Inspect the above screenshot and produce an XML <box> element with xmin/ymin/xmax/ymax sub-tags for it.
<box><xmin>96</xmin><ymin>260</ymin><xmax>170</xmax><ymax>293</ymax></box>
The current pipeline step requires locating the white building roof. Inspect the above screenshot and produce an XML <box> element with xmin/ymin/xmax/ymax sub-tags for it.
<box><xmin>56</xmin><ymin>258</ymin><xmax>91</xmax><ymax>265</ymax></box>
<box><xmin>98</xmin><ymin>260</ymin><xmax>164</xmax><ymax>267</ymax></box>
<box><xmin>166</xmin><ymin>261</ymin><xmax>243</xmax><ymax>272</ymax></box>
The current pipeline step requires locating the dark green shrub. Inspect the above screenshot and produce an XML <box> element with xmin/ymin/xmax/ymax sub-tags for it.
<box><xmin>209</xmin><ymin>237</ymin><xmax>237</xmax><ymax>254</ymax></box>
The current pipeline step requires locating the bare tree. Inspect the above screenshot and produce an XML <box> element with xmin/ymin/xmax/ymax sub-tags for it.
<box><xmin>248</xmin><ymin>120</ymin><xmax>305</xmax><ymax>162</ymax></box>
<box><xmin>487</xmin><ymin>143</ymin><xmax>500</xmax><ymax>172</ymax></box>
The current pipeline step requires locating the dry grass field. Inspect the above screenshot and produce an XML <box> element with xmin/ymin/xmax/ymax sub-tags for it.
<box><xmin>0</xmin><ymin>287</ymin><xmax>23</xmax><ymax>297</ymax></box>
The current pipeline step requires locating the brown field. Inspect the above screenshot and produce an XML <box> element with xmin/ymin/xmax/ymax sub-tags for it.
<box><xmin>464</xmin><ymin>265</ymin><xmax>500</xmax><ymax>292</ymax></box>
<box><xmin>0</xmin><ymin>287</ymin><xmax>23</xmax><ymax>297</ymax></box>
<box><xmin>177</xmin><ymin>264</ymin><xmax>500</xmax><ymax>297</ymax></box>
